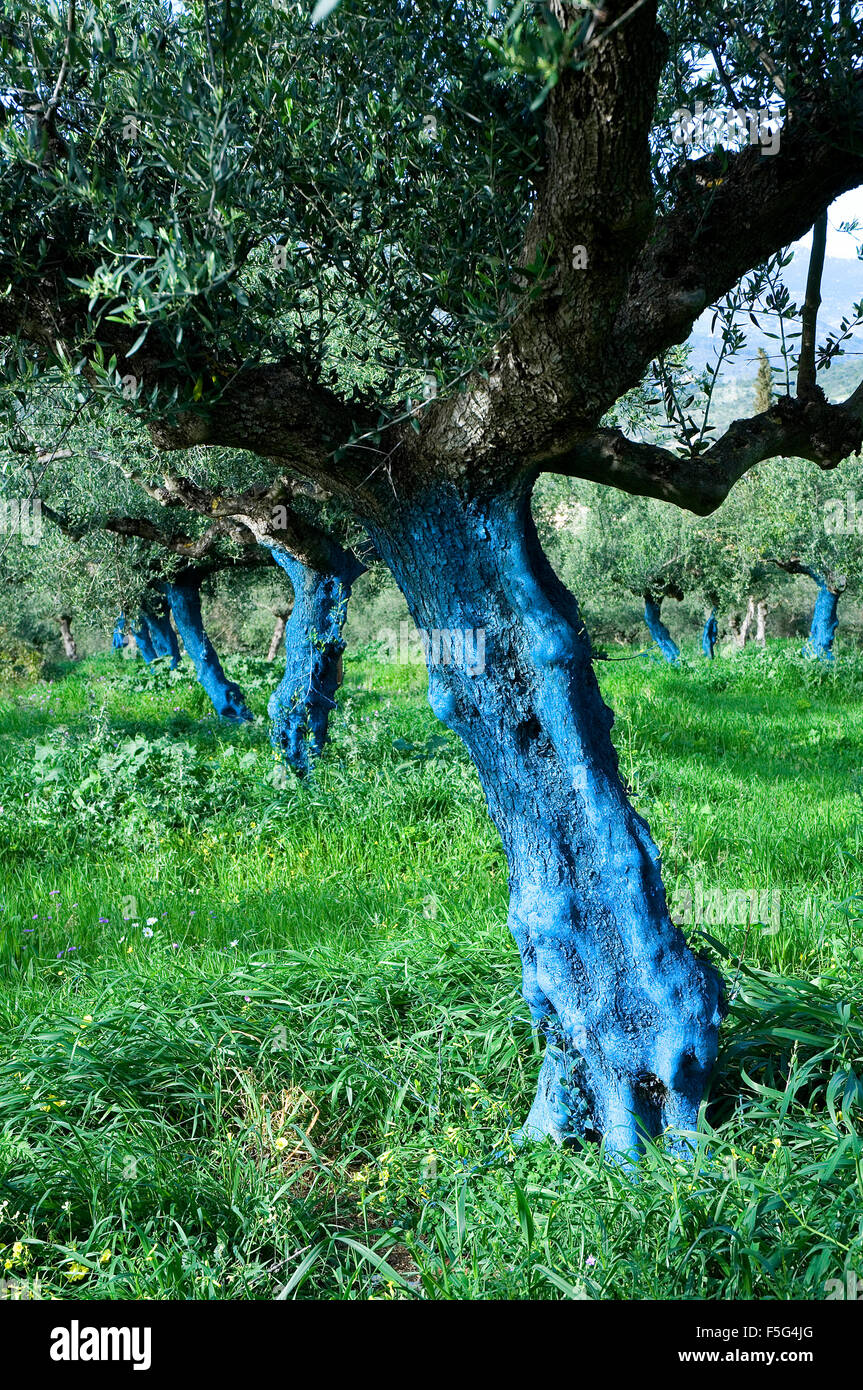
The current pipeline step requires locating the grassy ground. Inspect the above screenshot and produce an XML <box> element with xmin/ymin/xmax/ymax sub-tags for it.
<box><xmin>0</xmin><ymin>641</ymin><xmax>862</xmax><ymax>1300</ymax></box>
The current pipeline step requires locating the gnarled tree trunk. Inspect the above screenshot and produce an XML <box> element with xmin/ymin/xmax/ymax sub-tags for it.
<box><xmin>163</xmin><ymin>575</ymin><xmax>253</xmax><ymax>721</ymax></box>
<box><xmin>805</xmin><ymin>575</ymin><xmax>841</xmax><ymax>661</ymax></box>
<box><xmin>755</xmin><ymin>600</ymin><xmax>768</xmax><ymax>647</ymax></box>
<box><xmin>134</xmin><ymin>603</ymin><xmax>180</xmax><ymax>668</ymax></box>
<box><xmin>132</xmin><ymin>614</ymin><xmax>157</xmax><ymax>665</ymax></box>
<box><xmin>726</xmin><ymin>595</ymin><xmax>756</xmax><ymax>654</ymax></box>
<box><xmin>702</xmin><ymin>609</ymin><xmax>718</xmax><ymax>658</ymax></box>
<box><xmin>643</xmin><ymin>593</ymin><xmax>680</xmax><ymax>665</ymax></box>
<box><xmin>368</xmin><ymin>483</ymin><xmax>724</xmax><ymax>1158</ymax></box>
<box><xmin>774</xmin><ymin>561</ymin><xmax>845</xmax><ymax>662</ymax></box>
<box><xmin>267</xmin><ymin>548</ymin><xmax>361</xmax><ymax>775</ymax></box>
<box><xmin>57</xmin><ymin>614</ymin><xmax>77</xmax><ymax>660</ymax></box>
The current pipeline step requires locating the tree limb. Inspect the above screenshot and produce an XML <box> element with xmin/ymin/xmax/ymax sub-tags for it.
<box><xmin>26</xmin><ymin>465</ymin><xmax>262</xmax><ymax>558</ymax></box>
<box><xmin>93</xmin><ymin>449</ymin><xmax>372</xmax><ymax>577</ymax></box>
<box><xmin>797</xmin><ymin>211</ymin><xmax>828</xmax><ymax>398</ymax></box>
<box><xmin>401</xmin><ymin>8</ymin><xmax>863</xmax><ymax>494</ymax></box>
<box><xmin>555</xmin><ymin>383</ymin><xmax>863</xmax><ymax>514</ymax></box>
<box><xmin>769</xmin><ymin>556</ymin><xmax>847</xmax><ymax>593</ymax></box>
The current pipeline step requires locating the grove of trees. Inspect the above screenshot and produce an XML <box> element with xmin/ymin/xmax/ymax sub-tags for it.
<box><xmin>2</xmin><ymin>0</ymin><xmax>863</xmax><ymax>1161</ymax></box>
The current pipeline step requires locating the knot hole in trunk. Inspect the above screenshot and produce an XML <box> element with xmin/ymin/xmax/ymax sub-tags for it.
<box><xmin>516</xmin><ymin>714</ymin><xmax>553</xmax><ymax>758</ymax></box>
<box><xmin>634</xmin><ymin>1071</ymin><xmax>669</xmax><ymax>1136</ymax></box>
<box><xmin>516</xmin><ymin>714</ymin><xmax>541</xmax><ymax>744</ymax></box>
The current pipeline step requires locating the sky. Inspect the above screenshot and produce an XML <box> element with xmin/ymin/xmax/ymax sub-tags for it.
<box><xmin>792</xmin><ymin>188</ymin><xmax>863</xmax><ymax>261</ymax></box>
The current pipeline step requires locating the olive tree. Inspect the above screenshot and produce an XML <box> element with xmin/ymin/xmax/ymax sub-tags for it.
<box><xmin>3</xmin><ymin>0</ymin><xmax>863</xmax><ymax>1154</ymax></box>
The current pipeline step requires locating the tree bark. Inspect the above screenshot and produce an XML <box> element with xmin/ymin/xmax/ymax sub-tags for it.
<box><xmin>738</xmin><ymin>596</ymin><xmax>756</xmax><ymax>647</ymax></box>
<box><xmin>134</xmin><ymin>604</ymin><xmax>180</xmax><ymax>668</ymax></box>
<box><xmin>266</xmin><ymin>612</ymin><xmax>288</xmax><ymax>663</ymax></box>
<box><xmin>163</xmin><ymin>577</ymin><xmax>253</xmax><ymax>721</ymax></box>
<box><xmin>755</xmin><ymin>600</ymin><xmax>768</xmax><ymax>647</ymax></box>
<box><xmin>367</xmin><ymin>481</ymin><xmax>724</xmax><ymax>1157</ymax></box>
<box><xmin>131</xmin><ymin>614</ymin><xmax>157</xmax><ymax>665</ymax></box>
<box><xmin>772</xmin><ymin>560</ymin><xmax>845</xmax><ymax>661</ymax></box>
<box><xmin>643</xmin><ymin>594</ymin><xmax>680</xmax><ymax>665</ymax></box>
<box><xmin>797</xmin><ymin>212</ymin><xmax>828</xmax><ymax>399</ymax></box>
<box><xmin>57</xmin><ymin>614</ymin><xmax>77</xmax><ymax>660</ymax></box>
<box><xmin>727</xmin><ymin>596</ymin><xmax>756</xmax><ymax>653</ymax></box>
<box><xmin>267</xmin><ymin>550</ymin><xmax>360</xmax><ymax>775</ymax></box>
<box><xmin>702</xmin><ymin>610</ymin><xmax>718</xmax><ymax>659</ymax></box>
<box><xmin>804</xmin><ymin>576</ymin><xmax>841</xmax><ymax>661</ymax></box>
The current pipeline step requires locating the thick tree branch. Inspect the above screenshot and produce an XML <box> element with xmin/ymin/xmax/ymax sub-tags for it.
<box><xmin>0</xmin><ymin>275</ymin><xmax>376</xmax><ymax>492</ymax></box>
<box><xmin>103</xmin><ymin>515</ymin><xmax>262</xmax><ymax>559</ymax></box>
<box><xmin>608</xmin><ymin>84</ymin><xmax>863</xmax><ymax>395</ymax></box>
<box><xmin>403</xmin><ymin>0</ymin><xmax>666</xmax><ymax>481</ymax></box>
<box><xmin>38</xmin><ymin>499</ymin><xmax>260</xmax><ymax>560</ymax></box>
<box><xmin>770</xmin><ymin>556</ymin><xmax>847</xmax><ymax>592</ymax></box>
<box><xmin>401</xmin><ymin>8</ymin><xmax>863</xmax><ymax>497</ymax></box>
<box><xmin>556</xmin><ymin>384</ymin><xmax>863</xmax><ymax>514</ymax></box>
<box><xmin>145</xmin><ymin>364</ymin><xmax>377</xmax><ymax>492</ymax></box>
<box><xmin>26</xmin><ymin>464</ymin><xmax>262</xmax><ymax>557</ymax></box>
<box><xmin>94</xmin><ymin>449</ymin><xmax>372</xmax><ymax>578</ymax></box>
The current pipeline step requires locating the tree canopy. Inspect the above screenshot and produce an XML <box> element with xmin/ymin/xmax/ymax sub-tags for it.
<box><xmin>1</xmin><ymin>0</ymin><xmax>862</xmax><ymax>526</ymax></box>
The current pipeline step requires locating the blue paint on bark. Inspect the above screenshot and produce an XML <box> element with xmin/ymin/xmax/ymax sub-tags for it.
<box><xmin>366</xmin><ymin>483</ymin><xmax>724</xmax><ymax>1159</ymax></box>
<box><xmin>112</xmin><ymin>613</ymin><xmax>126</xmax><ymax>650</ymax></box>
<box><xmin>803</xmin><ymin>572</ymin><xmax>840</xmax><ymax>661</ymax></box>
<box><xmin>702</xmin><ymin>610</ymin><xmax>718</xmax><ymax>659</ymax></box>
<box><xmin>644</xmin><ymin>595</ymin><xmax>680</xmax><ymax>664</ymax></box>
<box><xmin>267</xmin><ymin>547</ymin><xmax>362</xmax><ymax>774</ymax></box>
<box><xmin>134</xmin><ymin>604</ymin><xmax>180</xmax><ymax>668</ymax></box>
<box><xmin>132</xmin><ymin>613</ymin><xmax>158</xmax><ymax>664</ymax></box>
<box><xmin>163</xmin><ymin>576</ymin><xmax>253</xmax><ymax>721</ymax></box>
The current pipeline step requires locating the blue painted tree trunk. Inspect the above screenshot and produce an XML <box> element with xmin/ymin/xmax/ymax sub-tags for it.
<box><xmin>112</xmin><ymin>613</ymin><xmax>126</xmax><ymax>650</ymax></box>
<box><xmin>134</xmin><ymin>604</ymin><xmax>180</xmax><ymax>668</ymax></box>
<box><xmin>644</xmin><ymin>594</ymin><xmax>680</xmax><ymax>665</ymax></box>
<box><xmin>163</xmin><ymin>576</ymin><xmax>253</xmax><ymax>721</ymax></box>
<box><xmin>367</xmin><ymin>484</ymin><xmax>724</xmax><ymax>1159</ymax></box>
<box><xmin>267</xmin><ymin>548</ymin><xmax>363</xmax><ymax>775</ymax></box>
<box><xmin>132</xmin><ymin>614</ymin><xmax>158</xmax><ymax>665</ymax></box>
<box><xmin>702</xmin><ymin>610</ymin><xmax>718</xmax><ymax>659</ymax></box>
<box><xmin>148</xmin><ymin>609</ymin><xmax>181</xmax><ymax>669</ymax></box>
<box><xmin>804</xmin><ymin>575</ymin><xmax>840</xmax><ymax>661</ymax></box>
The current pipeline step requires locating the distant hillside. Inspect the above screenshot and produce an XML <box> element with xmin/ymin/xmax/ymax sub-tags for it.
<box><xmin>684</xmin><ymin>251</ymin><xmax>863</xmax><ymax>432</ymax></box>
<box><xmin>690</xmin><ymin>250</ymin><xmax>863</xmax><ymax>377</ymax></box>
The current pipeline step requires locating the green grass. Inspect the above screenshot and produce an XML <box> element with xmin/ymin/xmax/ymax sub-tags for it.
<box><xmin>0</xmin><ymin>641</ymin><xmax>862</xmax><ymax>1300</ymax></box>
